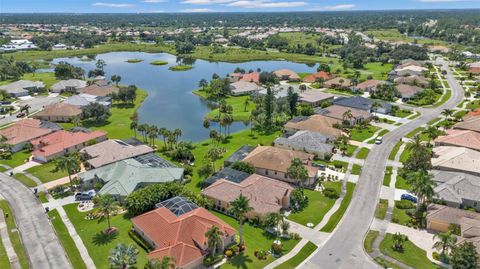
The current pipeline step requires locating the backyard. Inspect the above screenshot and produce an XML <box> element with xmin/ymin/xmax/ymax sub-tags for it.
<box><xmin>26</xmin><ymin>161</ymin><xmax>68</xmax><ymax>183</ymax></box>
<box><xmin>350</xmin><ymin>125</ymin><xmax>380</xmax><ymax>142</ymax></box>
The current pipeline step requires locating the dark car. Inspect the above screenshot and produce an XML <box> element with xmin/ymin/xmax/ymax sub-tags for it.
<box><xmin>75</xmin><ymin>191</ymin><xmax>95</xmax><ymax>201</ymax></box>
<box><xmin>313</xmin><ymin>163</ymin><xmax>326</xmax><ymax>171</ymax></box>
<box><xmin>401</xmin><ymin>193</ymin><xmax>417</xmax><ymax>203</ymax></box>
<box><xmin>16</xmin><ymin>112</ymin><xmax>26</xmax><ymax>118</ymax></box>
<box><xmin>0</xmin><ymin>101</ymin><xmax>11</xmax><ymax>105</ymax></box>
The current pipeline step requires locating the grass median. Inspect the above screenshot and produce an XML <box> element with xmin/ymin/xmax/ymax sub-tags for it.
<box><xmin>320</xmin><ymin>182</ymin><xmax>356</xmax><ymax>233</ymax></box>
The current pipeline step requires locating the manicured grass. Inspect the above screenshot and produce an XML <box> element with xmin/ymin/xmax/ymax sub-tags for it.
<box><xmin>392</xmin><ymin>109</ymin><xmax>413</xmax><ymax>118</ymax></box>
<box><xmin>0</xmin><ymin>150</ymin><xmax>31</xmax><ymax>168</ymax></box>
<box><xmin>320</xmin><ymin>182</ymin><xmax>356</xmax><ymax>232</ymax></box>
<box><xmin>405</xmin><ymin>127</ymin><xmax>423</xmax><ymax>138</ymax></box>
<box><xmin>0</xmin><ymin>166</ymin><xmax>6</xmax><ymax>172</ymax></box>
<box><xmin>63</xmin><ymin>203</ymin><xmax>148</xmax><ymax>269</ymax></box>
<box><xmin>392</xmin><ymin>203</ymin><xmax>412</xmax><ymax>226</ymax></box>
<box><xmin>399</xmin><ymin>148</ymin><xmax>412</xmax><ymax>163</ymax></box>
<box><xmin>351</xmin><ymin>164</ymin><xmax>362</xmax><ymax>175</ymax></box>
<box><xmin>432</xmin><ymin>90</ymin><xmax>452</xmax><ymax>108</ymax></box>
<box><xmin>364</xmin><ymin>230</ymin><xmax>379</xmax><ymax>253</ymax></box>
<box><xmin>149</xmin><ymin>60</ymin><xmax>168</xmax><ymax>66</ymax></box>
<box><xmin>288</xmin><ymin>189</ymin><xmax>337</xmax><ymax>226</ymax></box>
<box><xmin>374</xmin><ymin>257</ymin><xmax>403</xmax><ymax>269</ymax></box>
<box><xmin>383</xmin><ymin>166</ymin><xmax>393</xmax><ymax>186</ymax></box>
<box><xmin>274</xmin><ymin>241</ymin><xmax>317</xmax><ymax>269</ymax></box>
<box><xmin>395</xmin><ymin>174</ymin><xmax>410</xmax><ymax>190</ymax></box>
<box><xmin>355</xmin><ymin>147</ymin><xmax>369</xmax><ymax>159</ymax></box>
<box><xmin>194</xmin><ymin>90</ymin><xmax>256</xmax><ymax>122</ymax></box>
<box><xmin>350</xmin><ymin>126</ymin><xmax>380</xmax><ymax>142</ymax></box>
<box><xmin>467</xmin><ymin>100</ymin><xmax>480</xmax><ymax>111</ymax></box>
<box><xmin>48</xmin><ymin>209</ymin><xmax>88</xmax><ymax>269</ymax></box>
<box><xmin>0</xmin><ymin>200</ymin><xmax>29</xmax><ymax>269</ymax></box>
<box><xmin>427</xmin><ymin>117</ymin><xmax>443</xmax><ymax>125</ymax></box>
<box><xmin>37</xmin><ymin>191</ymin><xmax>48</xmax><ymax>203</ymax></box>
<box><xmin>375</xmin><ymin>199</ymin><xmax>388</xmax><ymax>220</ymax></box>
<box><xmin>60</xmin><ymin>90</ymin><xmax>148</xmax><ymax>140</ymax></box>
<box><xmin>168</xmin><ymin>65</ymin><xmax>193</xmax><ymax>71</ymax></box>
<box><xmin>380</xmin><ymin>233</ymin><xmax>439</xmax><ymax>269</ymax></box>
<box><xmin>13</xmin><ymin>173</ymin><xmax>37</xmax><ymax>187</ymax></box>
<box><xmin>0</xmin><ymin>229</ymin><xmax>12</xmax><ymax>269</ymax></box>
<box><xmin>213</xmin><ymin>212</ymin><xmax>300</xmax><ymax>269</ymax></box>
<box><xmin>187</xmin><ymin>129</ymin><xmax>281</xmax><ymax>193</ymax></box>
<box><xmin>26</xmin><ymin>162</ymin><xmax>67</xmax><ymax>183</ymax></box>
<box><xmin>388</xmin><ymin>141</ymin><xmax>402</xmax><ymax>161</ymax></box>
<box><xmin>126</xmin><ymin>59</ymin><xmax>143</xmax><ymax>63</ymax></box>
<box><xmin>345</xmin><ymin>144</ymin><xmax>358</xmax><ymax>157</ymax></box>
<box><xmin>21</xmin><ymin>72</ymin><xmax>59</xmax><ymax>90</ymax></box>
<box><xmin>364</xmin><ymin>29</ymin><xmax>447</xmax><ymax>45</ymax></box>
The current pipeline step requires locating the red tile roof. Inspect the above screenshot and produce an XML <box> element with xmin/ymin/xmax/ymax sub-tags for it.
<box><xmin>31</xmin><ymin>130</ymin><xmax>107</xmax><ymax>159</ymax></box>
<box><xmin>303</xmin><ymin>71</ymin><xmax>332</xmax><ymax>83</ymax></box>
<box><xmin>132</xmin><ymin>207</ymin><xmax>235</xmax><ymax>268</ymax></box>
<box><xmin>0</xmin><ymin>119</ymin><xmax>53</xmax><ymax>145</ymax></box>
<box><xmin>240</xmin><ymin>72</ymin><xmax>260</xmax><ymax>84</ymax></box>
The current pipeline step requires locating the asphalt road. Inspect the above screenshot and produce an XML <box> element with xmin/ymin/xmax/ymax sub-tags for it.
<box><xmin>300</xmin><ymin>58</ymin><xmax>465</xmax><ymax>269</ymax></box>
<box><xmin>0</xmin><ymin>95</ymin><xmax>61</xmax><ymax>126</ymax></box>
<box><xmin>0</xmin><ymin>172</ymin><xmax>72</xmax><ymax>269</ymax></box>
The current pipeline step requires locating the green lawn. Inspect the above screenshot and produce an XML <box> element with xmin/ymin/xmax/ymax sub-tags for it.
<box><xmin>351</xmin><ymin>164</ymin><xmax>362</xmax><ymax>175</ymax></box>
<box><xmin>395</xmin><ymin>174</ymin><xmax>410</xmax><ymax>190</ymax></box>
<box><xmin>355</xmin><ymin>147</ymin><xmax>369</xmax><ymax>159</ymax></box>
<box><xmin>274</xmin><ymin>241</ymin><xmax>317</xmax><ymax>269</ymax></box>
<box><xmin>388</xmin><ymin>141</ymin><xmax>402</xmax><ymax>161</ymax></box>
<box><xmin>213</xmin><ymin>212</ymin><xmax>300</xmax><ymax>269</ymax></box>
<box><xmin>0</xmin><ymin>150</ymin><xmax>31</xmax><ymax>168</ymax></box>
<box><xmin>61</xmin><ymin>90</ymin><xmax>148</xmax><ymax>139</ymax></box>
<box><xmin>364</xmin><ymin>230</ymin><xmax>379</xmax><ymax>253</ymax></box>
<box><xmin>37</xmin><ymin>192</ymin><xmax>48</xmax><ymax>203</ymax></box>
<box><xmin>380</xmin><ymin>233</ymin><xmax>439</xmax><ymax>269</ymax></box>
<box><xmin>346</xmin><ymin>144</ymin><xmax>358</xmax><ymax>157</ymax></box>
<box><xmin>0</xmin><ymin>230</ymin><xmax>12</xmax><ymax>269</ymax></box>
<box><xmin>194</xmin><ymin>90</ymin><xmax>256</xmax><ymax>122</ymax></box>
<box><xmin>287</xmin><ymin>189</ymin><xmax>337</xmax><ymax>226</ymax></box>
<box><xmin>374</xmin><ymin>257</ymin><xmax>403</xmax><ymax>269</ymax></box>
<box><xmin>405</xmin><ymin>127</ymin><xmax>423</xmax><ymax>138</ymax></box>
<box><xmin>48</xmin><ymin>209</ymin><xmax>88</xmax><ymax>269</ymax></box>
<box><xmin>375</xmin><ymin>199</ymin><xmax>388</xmax><ymax>220</ymax></box>
<box><xmin>13</xmin><ymin>173</ymin><xmax>37</xmax><ymax>187</ymax></box>
<box><xmin>350</xmin><ymin>126</ymin><xmax>380</xmax><ymax>142</ymax></box>
<box><xmin>0</xmin><ymin>201</ymin><xmax>29</xmax><ymax>269</ymax></box>
<box><xmin>320</xmin><ymin>182</ymin><xmax>356</xmax><ymax>232</ymax></box>
<box><xmin>383</xmin><ymin>166</ymin><xmax>393</xmax><ymax>186</ymax></box>
<box><xmin>392</xmin><ymin>203</ymin><xmax>412</xmax><ymax>226</ymax></box>
<box><xmin>126</xmin><ymin>59</ymin><xmax>143</xmax><ymax>63</ymax></box>
<box><xmin>467</xmin><ymin>100</ymin><xmax>480</xmax><ymax>111</ymax></box>
<box><xmin>432</xmin><ymin>90</ymin><xmax>452</xmax><ymax>108</ymax></box>
<box><xmin>63</xmin><ymin>203</ymin><xmax>148</xmax><ymax>269</ymax></box>
<box><xmin>399</xmin><ymin>148</ymin><xmax>412</xmax><ymax>163</ymax></box>
<box><xmin>392</xmin><ymin>109</ymin><xmax>413</xmax><ymax>118</ymax></box>
<box><xmin>22</xmin><ymin>72</ymin><xmax>59</xmax><ymax>90</ymax></box>
<box><xmin>149</xmin><ymin>60</ymin><xmax>168</xmax><ymax>66</ymax></box>
<box><xmin>364</xmin><ymin>29</ymin><xmax>447</xmax><ymax>45</ymax></box>
<box><xmin>26</xmin><ymin>162</ymin><xmax>68</xmax><ymax>183</ymax></box>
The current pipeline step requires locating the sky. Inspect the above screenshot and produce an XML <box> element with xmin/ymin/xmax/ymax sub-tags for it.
<box><xmin>0</xmin><ymin>0</ymin><xmax>479</xmax><ymax>13</ymax></box>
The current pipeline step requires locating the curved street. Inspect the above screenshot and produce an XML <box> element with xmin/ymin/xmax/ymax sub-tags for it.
<box><xmin>0</xmin><ymin>172</ymin><xmax>72</xmax><ymax>269</ymax></box>
<box><xmin>300</xmin><ymin>57</ymin><xmax>465</xmax><ymax>269</ymax></box>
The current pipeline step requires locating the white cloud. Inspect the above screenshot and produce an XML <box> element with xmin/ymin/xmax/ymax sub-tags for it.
<box><xmin>181</xmin><ymin>0</ymin><xmax>234</xmax><ymax>4</ymax></box>
<box><xmin>227</xmin><ymin>0</ymin><xmax>306</xmax><ymax>8</ymax></box>
<box><xmin>92</xmin><ymin>2</ymin><xmax>135</xmax><ymax>8</ymax></box>
<box><xmin>181</xmin><ymin>8</ymin><xmax>215</xmax><ymax>12</ymax></box>
<box><xmin>323</xmin><ymin>4</ymin><xmax>355</xmax><ymax>10</ymax></box>
<box><xmin>142</xmin><ymin>0</ymin><xmax>167</xmax><ymax>3</ymax></box>
<box><xmin>418</xmin><ymin>0</ymin><xmax>471</xmax><ymax>2</ymax></box>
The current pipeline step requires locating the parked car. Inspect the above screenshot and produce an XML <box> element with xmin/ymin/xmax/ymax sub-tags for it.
<box><xmin>401</xmin><ymin>193</ymin><xmax>417</xmax><ymax>203</ymax></box>
<box><xmin>313</xmin><ymin>163</ymin><xmax>326</xmax><ymax>171</ymax></box>
<box><xmin>75</xmin><ymin>190</ymin><xmax>96</xmax><ymax>201</ymax></box>
<box><xmin>375</xmin><ymin>136</ymin><xmax>383</xmax><ymax>145</ymax></box>
<box><xmin>0</xmin><ymin>101</ymin><xmax>11</xmax><ymax>105</ymax></box>
<box><xmin>16</xmin><ymin>112</ymin><xmax>26</xmax><ymax>118</ymax></box>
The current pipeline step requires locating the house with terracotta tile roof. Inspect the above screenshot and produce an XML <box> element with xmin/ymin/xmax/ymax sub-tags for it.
<box><xmin>432</xmin><ymin>146</ymin><xmax>480</xmax><ymax>176</ymax></box>
<box><xmin>132</xmin><ymin>196</ymin><xmax>236</xmax><ymax>269</ymax></box>
<box><xmin>242</xmin><ymin>146</ymin><xmax>318</xmax><ymax>186</ymax></box>
<box><xmin>467</xmin><ymin>62</ymin><xmax>480</xmax><ymax>74</ymax></box>
<box><xmin>303</xmin><ymin>71</ymin><xmax>332</xmax><ymax>83</ymax></box>
<box><xmin>240</xmin><ymin>72</ymin><xmax>260</xmax><ymax>84</ymax></box>
<box><xmin>393</xmin><ymin>75</ymin><xmax>429</xmax><ymax>88</ymax></box>
<box><xmin>79</xmin><ymin>84</ymin><xmax>119</xmax><ymax>97</ymax></box>
<box><xmin>202</xmin><ymin>174</ymin><xmax>293</xmax><ymax>218</ymax></box>
<box><xmin>320</xmin><ymin>105</ymin><xmax>372</xmax><ymax>126</ymax></box>
<box><xmin>80</xmin><ymin>139</ymin><xmax>155</xmax><ymax>168</ymax></box>
<box><xmin>33</xmin><ymin>103</ymin><xmax>83</xmax><ymax>122</ymax></box>
<box><xmin>396</xmin><ymin>84</ymin><xmax>425</xmax><ymax>101</ymax></box>
<box><xmin>0</xmin><ymin>119</ymin><xmax>60</xmax><ymax>152</ymax></box>
<box><xmin>229</xmin><ymin>81</ymin><xmax>263</xmax><ymax>96</ymax></box>
<box><xmin>454</xmin><ymin>116</ymin><xmax>480</xmax><ymax>133</ymax></box>
<box><xmin>273</xmin><ymin>69</ymin><xmax>301</xmax><ymax>81</ymax></box>
<box><xmin>284</xmin><ymin>115</ymin><xmax>342</xmax><ymax>138</ymax></box>
<box><xmin>351</xmin><ymin>80</ymin><xmax>386</xmax><ymax>93</ymax></box>
<box><xmin>31</xmin><ymin>129</ymin><xmax>107</xmax><ymax>162</ymax></box>
<box><xmin>465</xmin><ymin>110</ymin><xmax>480</xmax><ymax>119</ymax></box>
<box><xmin>434</xmin><ymin>129</ymin><xmax>480</xmax><ymax>152</ymax></box>
<box><xmin>324</xmin><ymin>77</ymin><xmax>352</xmax><ymax>89</ymax></box>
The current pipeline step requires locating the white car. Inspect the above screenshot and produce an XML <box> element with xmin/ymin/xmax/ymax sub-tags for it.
<box><xmin>375</xmin><ymin>136</ymin><xmax>383</xmax><ymax>144</ymax></box>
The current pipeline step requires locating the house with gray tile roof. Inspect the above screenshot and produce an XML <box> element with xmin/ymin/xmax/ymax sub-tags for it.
<box><xmin>63</xmin><ymin>93</ymin><xmax>111</xmax><ymax>107</ymax></box>
<box><xmin>333</xmin><ymin>96</ymin><xmax>392</xmax><ymax>114</ymax></box>
<box><xmin>50</xmin><ymin>79</ymin><xmax>87</xmax><ymax>93</ymax></box>
<box><xmin>0</xmin><ymin>80</ymin><xmax>45</xmax><ymax>97</ymax></box>
<box><xmin>79</xmin><ymin>158</ymin><xmax>184</xmax><ymax>198</ymax></box>
<box><xmin>274</xmin><ymin>130</ymin><xmax>334</xmax><ymax>159</ymax></box>
<box><xmin>432</xmin><ymin>170</ymin><xmax>480</xmax><ymax>210</ymax></box>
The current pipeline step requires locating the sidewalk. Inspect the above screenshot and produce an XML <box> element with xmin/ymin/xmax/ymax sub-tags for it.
<box><xmin>0</xmin><ymin>207</ymin><xmax>21</xmax><ymax>269</ymax></box>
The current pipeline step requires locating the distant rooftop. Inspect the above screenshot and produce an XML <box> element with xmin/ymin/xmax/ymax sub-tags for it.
<box><xmin>156</xmin><ymin>196</ymin><xmax>199</xmax><ymax>217</ymax></box>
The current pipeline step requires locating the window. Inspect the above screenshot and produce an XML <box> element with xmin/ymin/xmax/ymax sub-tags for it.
<box><xmin>265</xmin><ymin>170</ymin><xmax>269</xmax><ymax>175</ymax></box>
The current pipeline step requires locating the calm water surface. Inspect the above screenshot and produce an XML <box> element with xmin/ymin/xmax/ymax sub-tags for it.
<box><xmin>50</xmin><ymin>52</ymin><xmax>317</xmax><ymax>141</ymax></box>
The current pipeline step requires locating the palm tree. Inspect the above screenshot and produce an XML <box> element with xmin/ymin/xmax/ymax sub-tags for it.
<box><xmin>405</xmin><ymin>171</ymin><xmax>435</xmax><ymax>211</ymax></box>
<box><xmin>108</xmin><ymin>243</ymin><xmax>138</xmax><ymax>269</ymax></box>
<box><xmin>371</xmin><ymin>101</ymin><xmax>382</xmax><ymax>116</ymax></box>
<box><xmin>229</xmin><ymin>194</ymin><xmax>253</xmax><ymax>246</ymax></box>
<box><xmin>130</xmin><ymin>120</ymin><xmax>138</xmax><ymax>138</ymax></box>
<box><xmin>94</xmin><ymin>194</ymin><xmax>120</xmax><ymax>232</ymax></box>
<box><xmin>243</xmin><ymin>97</ymin><xmax>250</xmax><ymax>112</ymax></box>
<box><xmin>287</xmin><ymin>157</ymin><xmax>309</xmax><ymax>188</ymax></box>
<box><xmin>72</xmin><ymin>116</ymin><xmax>82</xmax><ymax>127</ymax></box>
<box><xmin>407</xmin><ymin>134</ymin><xmax>423</xmax><ymax>152</ymax></box>
<box><xmin>422</xmin><ymin>125</ymin><xmax>440</xmax><ymax>145</ymax></box>
<box><xmin>20</xmin><ymin>104</ymin><xmax>31</xmax><ymax>116</ymax></box>
<box><xmin>199</xmin><ymin>78</ymin><xmax>208</xmax><ymax>90</ymax></box>
<box><xmin>205</xmin><ymin>225</ymin><xmax>223</xmax><ymax>257</ymax></box>
<box><xmin>433</xmin><ymin>231</ymin><xmax>457</xmax><ymax>258</ymax></box>
<box><xmin>54</xmin><ymin>152</ymin><xmax>81</xmax><ymax>187</ymax></box>
<box><xmin>392</xmin><ymin>233</ymin><xmax>408</xmax><ymax>251</ymax></box>
<box><xmin>342</xmin><ymin>109</ymin><xmax>354</xmax><ymax>127</ymax></box>
<box><xmin>145</xmin><ymin>257</ymin><xmax>175</xmax><ymax>269</ymax></box>
<box><xmin>441</xmin><ymin>108</ymin><xmax>454</xmax><ymax>119</ymax></box>
<box><xmin>203</xmin><ymin>118</ymin><xmax>210</xmax><ymax>129</ymax></box>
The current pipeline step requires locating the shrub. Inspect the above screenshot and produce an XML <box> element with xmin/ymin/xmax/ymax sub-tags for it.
<box><xmin>395</xmin><ymin>200</ymin><xmax>415</xmax><ymax>209</ymax></box>
<box><xmin>449</xmin><ymin>223</ymin><xmax>461</xmax><ymax>236</ymax></box>
<box><xmin>230</xmin><ymin>245</ymin><xmax>239</xmax><ymax>254</ymax></box>
<box><xmin>128</xmin><ymin>229</ymin><xmax>153</xmax><ymax>252</ymax></box>
<box><xmin>392</xmin><ymin>217</ymin><xmax>399</xmax><ymax>223</ymax></box>
<box><xmin>323</xmin><ymin>187</ymin><xmax>339</xmax><ymax>199</ymax></box>
<box><xmin>290</xmin><ymin>233</ymin><xmax>301</xmax><ymax>240</ymax></box>
<box><xmin>432</xmin><ymin>251</ymin><xmax>441</xmax><ymax>261</ymax></box>
<box><xmin>271</xmin><ymin>243</ymin><xmax>282</xmax><ymax>255</ymax></box>
<box><xmin>225</xmin><ymin>250</ymin><xmax>233</xmax><ymax>258</ymax></box>
<box><xmin>230</xmin><ymin>161</ymin><xmax>255</xmax><ymax>174</ymax></box>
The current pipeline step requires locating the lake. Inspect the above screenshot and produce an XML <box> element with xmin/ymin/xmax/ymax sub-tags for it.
<box><xmin>49</xmin><ymin>52</ymin><xmax>318</xmax><ymax>141</ymax></box>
